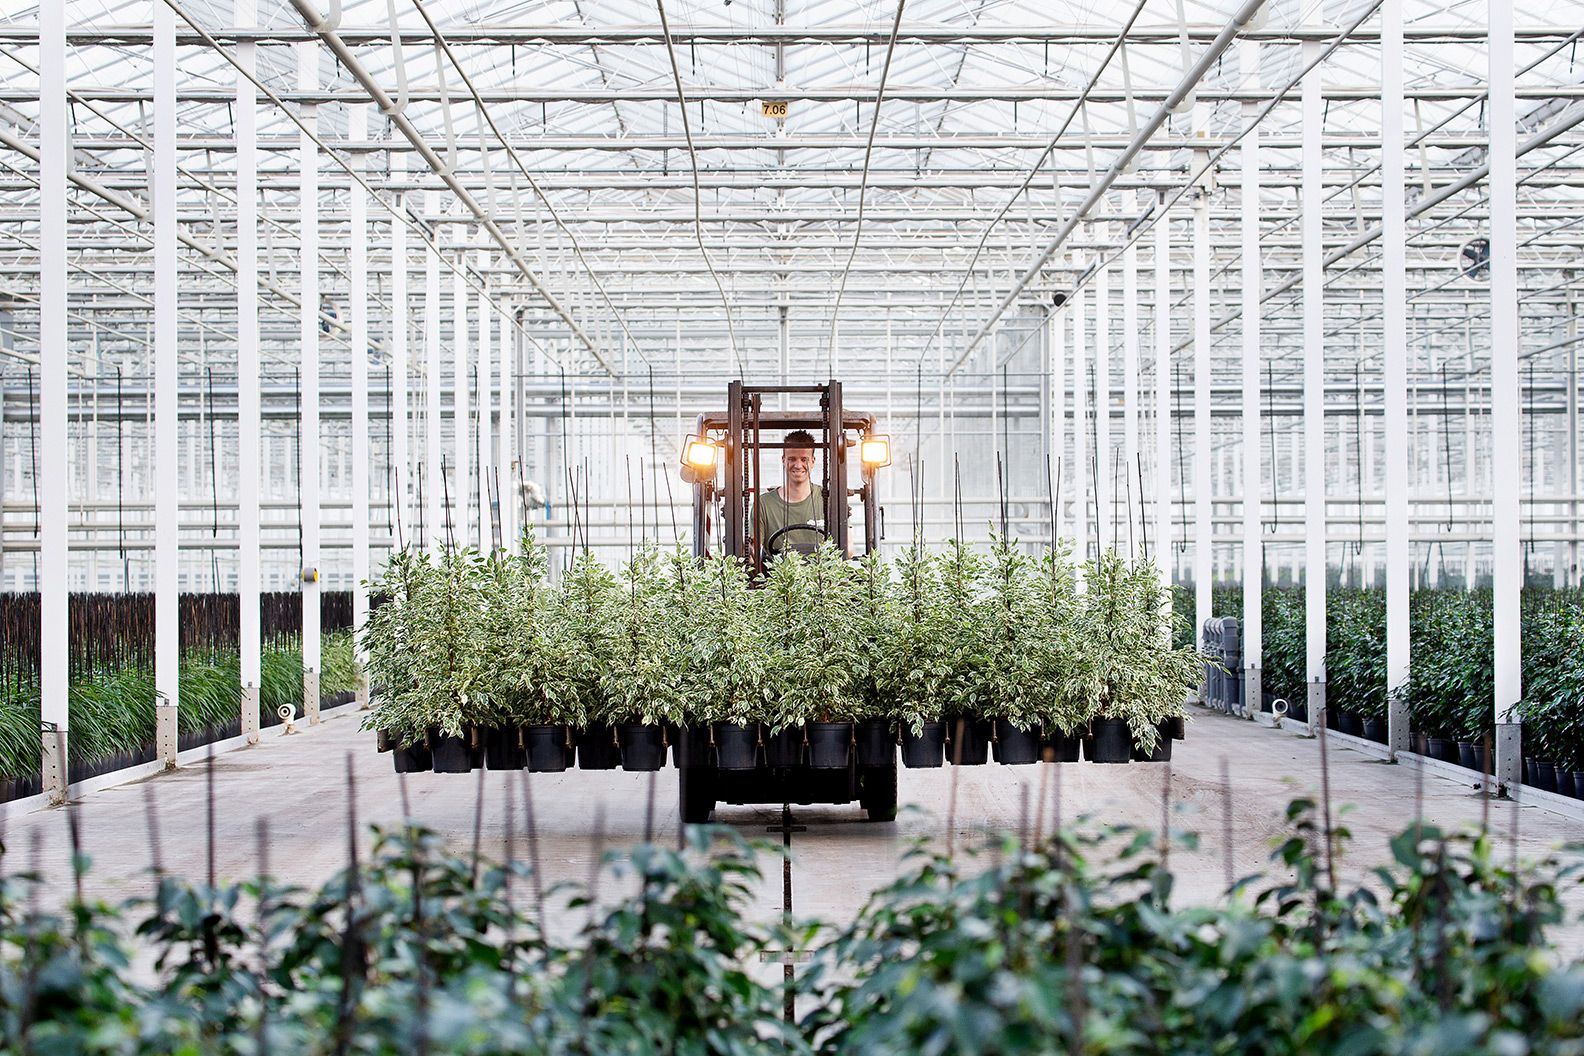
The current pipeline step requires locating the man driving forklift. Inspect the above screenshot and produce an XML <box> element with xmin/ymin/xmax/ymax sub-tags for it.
<box><xmin>753</xmin><ymin>429</ymin><xmax>828</xmax><ymax>557</ymax></box>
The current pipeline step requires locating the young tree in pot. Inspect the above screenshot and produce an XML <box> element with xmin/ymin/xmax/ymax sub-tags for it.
<box><xmin>360</xmin><ymin>547</ymin><xmax>434</xmax><ymax>771</ymax></box>
<box><xmin>1031</xmin><ymin>539</ymin><xmax>1093</xmax><ymax>761</ymax></box>
<box><xmin>977</xmin><ymin>533</ymin><xmax>1046</xmax><ymax>765</ymax></box>
<box><xmin>849</xmin><ymin>552</ymin><xmax>897</xmax><ymax>767</ymax></box>
<box><xmin>876</xmin><ymin>543</ymin><xmax>949</xmax><ymax>768</ymax></box>
<box><xmin>791</xmin><ymin>544</ymin><xmax>863</xmax><ymax>770</ymax></box>
<box><xmin>470</xmin><ymin>531</ymin><xmax>578</xmax><ymax>772</ymax></box>
<box><xmin>426</xmin><ymin>546</ymin><xmax>487</xmax><ymax>772</ymax></box>
<box><xmin>1083</xmin><ymin>551</ymin><xmax>1199</xmax><ymax>763</ymax></box>
<box><xmin>760</xmin><ymin>551</ymin><xmax>814</xmax><ymax>767</ymax></box>
<box><xmin>601</xmin><ymin>547</ymin><xmax>678</xmax><ymax>772</ymax></box>
<box><xmin>557</xmin><ymin>548</ymin><xmax>624</xmax><ymax>770</ymax></box>
<box><xmin>937</xmin><ymin>537</ymin><xmax>991</xmax><ymax>765</ymax></box>
<box><xmin>694</xmin><ymin>553</ymin><xmax>771</xmax><ymax>771</ymax></box>
<box><xmin>659</xmin><ymin>545</ymin><xmax>714</xmax><ymax>768</ymax></box>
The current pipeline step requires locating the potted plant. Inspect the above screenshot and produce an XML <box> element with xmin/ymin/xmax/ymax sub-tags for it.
<box><xmin>658</xmin><ymin>545</ymin><xmax>713</xmax><ymax>768</ymax></box>
<box><xmin>1082</xmin><ymin>551</ymin><xmax>1199</xmax><ymax>764</ymax></box>
<box><xmin>1031</xmin><ymin>539</ymin><xmax>1092</xmax><ymax>761</ymax></box>
<box><xmin>601</xmin><ymin>547</ymin><xmax>676</xmax><ymax>771</ymax></box>
<box><xmin>849</xmin><ymin>552</ymin><xmax>897</xmax><ymax>768</ymax></box>
<box><xmin>760</xmin><ymin>550</ymin><xmax>813</xmax><ymax>767</ymax></box>
<box><xmin>557</xmin><ymin>548</ymin><xmax>624</xmax><ymax>770</ymax></box>
<box><xmin>937</xmin><ymin>537</ymin><xmax>991</xmax><ymax>765</ymax></box>
<box><xmin>695</xmin><ymin>553</ymin><xmax>771</xmax><ymax>771</ymax></box>
<box><xmin>792</xmin><ymin>545</ymin><xmax>863</xmax><ymax>770</ymax></box>
<box><xmin>361</xmin><ymin>547</ymin><xmax>434</xmax><ymax>772</ymax></box>
<box><xmin>876</xmin><ymin>544</ymin><xmax>948</xmax><ymax>768</ymax></box>
<box><xmin>977</xmin><ymin>533</ymin><xmax>1045</xmax><ymax>765</ymax></box>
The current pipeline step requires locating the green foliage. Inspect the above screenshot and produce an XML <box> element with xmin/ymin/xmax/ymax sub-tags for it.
<box><xmin>691</xmin><ymin>551</ymin><xmax>772</xmax><ymax>728</ymax></box>
<box><xmin>1083</xmin><ymin>552</ymin><xmax>1199</xmax><ymax>751</ymax></box>
<box><xmin>3</xmin><ymin>804</ymin><xmax>1581</xmax><ymax>1054</ymax></box>
<box><xmin>601</xmin><ymin>547</ymin><xmax>677</xmax><ymax>727</ymax></box>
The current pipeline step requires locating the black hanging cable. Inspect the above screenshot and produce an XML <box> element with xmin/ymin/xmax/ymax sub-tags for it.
<box><xmin>415</xmin><ymin>462</ymin><xmax>425</xmax><ymax>551</ymax></box>
<box><xmin>913</xmin><ymin>361</ymin><xmax>924</xmax><ymax>479</ymax></box>
<box><xmin>646</xmin><ymin>364</ymin><xmax>659</xmax><ymax>545</ymax></box>
<box><xmin>1137</xmin><ymin>454</ymin><xmax>1150</xmax><ymax>562</ymax></box>
<box><xmin>441</xmin><ymin>455</ymin><xmax>455</xmax><ymax>553</ymax></box>
<box><xmin>1264</xmin><ymin>361</ymin><xmax>1279</xmax><ymax>535</ymax></box>
<box><xmin>1172</xmin><ymin>360</ymin><xmax>1188</xmax><ymax>553</ymax></box>
<box><xmin>1525</xmin><ymin>356</ymin><xmax>1536</xmax><ymax>564</ymax></box>
<box><xmin>1353</xmin><ymin>363</ymin><xmax>1365</xmax><ymax>556</ymax></box>
<box><xmin>116</xmin><ymin>365</ymin><xmax>128</xmax><ymax>592</ymax></box>
<box><xmin>1044</xmin><ymin>453</ymin><xmax>1056</xmax><ymax>550</ymax></box>
<box><xmin>384</xmin><ymin>365</ymin><xmax>396</xmax><ymax>545</ymax></box>
<box><xmin>27</xmin><ymin>367</ymin><xmax>39</xmax><ymax>581</ymax></box>
<box><xmin>294</xmin><ymin>367</ymin><xmax>304</xmax><ymax>574</ymax></box>
<box><xmin>1121</xmin><ymin>449</ymin><xmax>1134</xmax><ymax>561</ymax></box>
<box><xmin>995</xmin><ymin>454</ymin><xmax>1007</xmax><ymax>538</ymax></box>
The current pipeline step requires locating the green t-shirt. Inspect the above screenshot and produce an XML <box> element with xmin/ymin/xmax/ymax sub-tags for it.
<box><xmin>754</xmin><ymin>485</ymin><xmax>826</xmax><ymax>553</ymax></box>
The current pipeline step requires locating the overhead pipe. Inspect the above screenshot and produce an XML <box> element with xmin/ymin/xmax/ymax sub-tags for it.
<box><xmin>286</xmin><ymin>0</ymin><xmax>614</xmax><ymax>375</ymax></box>
<box><xmin>947</xmin><ymin>0</ymin><xmax>1269</xmax><ymax>376</ymax></box>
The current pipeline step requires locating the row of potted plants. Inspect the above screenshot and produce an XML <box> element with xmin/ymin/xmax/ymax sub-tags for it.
<box><xmin>361</xmin><ymin>532</ymin><xmax>1201</xmax><ymax>774</ymax></box>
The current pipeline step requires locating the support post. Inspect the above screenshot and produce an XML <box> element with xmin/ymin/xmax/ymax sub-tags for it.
<box><xmin>1072</xmin><ymin>277</ymin><xmax>1088</xmax><ymax>569</ymax></box>
<box><xmin>1488</xmin><ymin>0</ymin><xmax>1523</xmax><ymax>788</ymax></box>
<box><xmin>299</xmin><ymin>42</ymin><xmax>321</xmax><ymax>725</ymax></box>
<box><xmin>236</xmin><ymin>0</ymin><xmax>261</xmax><ymax>743</ymax></box>
<box><xmin>391</xmin><ymin>153</ymin><xmax>410</xmax><ymax>550</ymax></box>
<box><xmin>1122</xmin><ymin>196</ymin><xmax>1140</xmax><ymax>561</ymax></box>
<box><xmin>39</xmin><ymin>0</ymin><xmax>68</xmax><ymax>801</ymax></box>
<box><xmin>350</xmin><ymin>103</ymin><xmax>370</xmax><ymax>710</ymax></box>
<box><xmin>1095</xmin><ymin>260</ymin><xmax>1112</xmax><ymax>553</ymax></box>
<box><xmin>1052</xmin><ymin>293</ymin><xmax>1066</xmax><ymax>541</ymax></box>
<box><xmin>1382</xmin><ymin>0</ymin><xmax>1411</xmax><ymax>758</ymax></box>
<box><xmin>1154</xmin><ymin>194</ymin><xmax>1172</xmax><ymax>610</ymax></box>
<box><xmin>153</xmin><ymin>1</ymin><xmax>180</xmax><ymax>768</ymax></box>
<box><xmin>1193</xmin><ymin>191</ymin><xmax>1212</xmax><ymax>653</ymax></box>
<box><xmin>1302</xmin><ymin>40</ymin><xmax>1328</xmax><ymax>732</ymax></box>
<box><xmin>1240</xmin><ymin>95</ymin><xmax>1263</xmax><ymax>720</ymax></box>
<box><xmin>425</xmin><ymin>198</ymin><xmax>443</xmax><ymax>554</ymax></box>
<box><xmin>477</xmin><ymin>252</ymin><xmax>493</xmax><ymax>551</ymax></box>
<box><xmin>453</xmin><ymin>235</ymin><xmax>471</xmax><ymax>549</ymax></box>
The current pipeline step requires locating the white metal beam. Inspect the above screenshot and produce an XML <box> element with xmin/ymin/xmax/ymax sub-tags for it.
<box><xmin>299</xmin><ymin>41</ymin><xmax>322</xmax><ymax>725</ymax></box>
<box><xmin>1122</xmin><ymin>197</ymin><xmax>1139</xmax><ymax>561</ymax></box>
<box><xmin>426</xmin><ymin>198</ymin><xmax>443</xmax><ymax>554</ymax></box>
<box><xmin>1382</xmin><ymin>0</ymin><xmax>1411</xmax><ymax>757</ymax></box>
<box><xmin>1303</xmin><ymin>40</ymin><xmax>1327</xmax><ymax>731</ymax></box>
<box><xmin>153</xmin><ymin>0</ymin><xmax>180</xmax><ymax>768</ymax></box>
<box><xmin>1241</xmin><ymin>96</ymin><xmax>1263</xmax><ymax>718</ymax></box>
<box><xmin>453</xmin><ymin>232</ymin><xmax>471</xmax><ymax>549</ymax></box>
<box><xmin>350</xmin><ymin>102</ymin><xmax>370</xmax><ymax>708</ymax></box>
<box><xmin>236</xmin><ymin>0</ymin><xmax>261</xmax><ymax>744</ymax></box>
<box><xmin>1153</xmin><ymin>194</ymin><xmax>1172</xmax><ymax>603</ymax></box>
<box><xmin>1193</xmin><ymin>191</ymin><xmax>1212</xmax><ymax>654</ymax></box>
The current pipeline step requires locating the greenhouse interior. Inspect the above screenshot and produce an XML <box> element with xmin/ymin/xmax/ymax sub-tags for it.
<box><xmin>2</xmin><ymin>0</ymin><xmax>1584</xmax><ymax>1050</ymax></box>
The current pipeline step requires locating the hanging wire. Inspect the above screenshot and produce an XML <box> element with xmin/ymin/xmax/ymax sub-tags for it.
<box><xmin>206</xmin><ymin>366</ymin><xmax>221</xmax><ymax>591</ymax></box>
<box><xmin>27</xmin><ymin>366</ymin><xmax>39</xmax><ymax>582</ymax></box>
<box><xmin>1264</xmin><ymin>361</ymin><xmax>1280</xmax><ymax>535</ymax></box>
<box><xmin>116</xmin><ymin>365</ymin><xmax>128</xmax><ymax>591</ymax></box>
<box><xmin>1353</xmin><ymin>363</ymin><xmax>1365</xmax><ymax>556</ymax></box>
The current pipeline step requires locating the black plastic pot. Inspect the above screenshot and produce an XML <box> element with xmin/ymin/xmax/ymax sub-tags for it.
<box><xmin>392</xmin><ymin>741</ymin><xmax>432</xmax><ymax>773</ymax></box>
<box><xmin>808</xmin><ymin>722</ymin><xmax>853</xmax><ymax>769</ymax></box>
<box><xmin>483</xmin><ymin>725</ymin><xmax>526</xmax><ymax>770</ymax></box>
<box><xmin>1163</xmin><ymin>715</ymin><xmax>1187</xmax><ymax>741</ymax></box>
<box><xmin>1131</xmin><ymin>722</ymin><xmax>1173</xmax><ymax>763</ymax></box>
<box><xmin>576</xmin><ymin>725</ymin><xmax>621</xmax><ymax>771</ymax></box>
<box><xmin>948</xmin><ymin>717</ymin><xmax>991</xmax><ymax>765</ymax></box>
<box><xmin>901</xmin><ymin>722</ymin><xmax>946</xmax><ymax>768</ymax></box>
<box><xmin>855</xmin><ymin>719</ymin><xmax>895</xmax><ymax>768</ymax></box>
<box><xmin>525</xmin><ymin>725</ymin><xmax>571</xmax><ymax>772</ymax></box>
<box><xmin>1084</xmin><ymin>718</ymin><xmax>1132</xmax><ymax>764</ymax></box>
<box><xmin>1041</xmin><ymin>729</ymin><xmax>1082</xmax><ymax>763</ymax></box>
<box><xmin>1457</xmin><ymin>741</ymin><xmax>1489</xmax><ymax>775</ymax></box>
<box><xmin>1362</xmin><ymin>718</ymin><xmax>1387</xmax><ymax>745</ymax></box>
<box><xmin>1535</xmin><ymin>760</ymin><xmax>1558</xmax><ymax>794</ymax></box>
<box><xmin>1287</xmin><ymin>700</ymin><xmax>1309</xmax><ymax>723</ymax></box>
<box><xmin>992</xmin><ymin>720</ymin><xmax>1041</xmax><ymax>765</ymax></box>
<box><xmin>673</xmin><ymin>727</ymin><xmax>714</xmax><ymax>768</ymax></box>
<box><xmin>1337</xmin><ymin>711</ymin><xmax>1363</xmax><ymax>738</ymax></box>
<box><xmin>713</xmin><ymin>723</ymin><xmax>759</xmax><ymax>770</ymax></box>
<box><xmin>764</xmin><ymin>724</ymin><xmax>806</xmax><ymax>768</ymax></box>
<box><xmin>1428</xmin><ymin>737</ymin><xmax>1458</xmax><ymax>764</ymax></box>
<box><xmin>1412</xmin><ymin>733</ymin><xmax>1430</xmax><ymax>757</ymax></box>
<box><xmin>1570</xmin><ymin>771</ymin><xmax>1584</xmax><ymax>801</ymax></box>
<box><xmin>617</xmin><ymin>724</ymin><xmax>666</xmax><ymax>772</ymax></box>
<box><xmin>430</xmin><ymin>730</ymin><xmax>476</xmax><ymax>774</ymax></box>
<box><xmin>1525</xmin><ymin>758</ymin><xmax>1539</xmax><ymax>786</ymax></box>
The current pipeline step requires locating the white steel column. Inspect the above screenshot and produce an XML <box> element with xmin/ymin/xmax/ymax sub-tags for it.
<box><xmin>39</xmin><ymin>0</ymin><xmax>68</xmax><ymax>801</ymax></box>
<box><xmin>1382</xmin><ymin>0</ymin><xmax>1411</xmax><ymax>757</ymax></box>
<box><xmin>453</xmin><ymin>243</ymin><xmax>470</xmax><ymax>549</ymax></box>
<box><xmin>1122</xmin><ymin>199</ymin><xmax>1140</xmax><ymax>561</ymax></box>
<box><xmin>1095</xmin><ymin>260</ymin><xmax>1112</xmax><ymax>553</ymax></box>
<box><xmin>1302</xmin><ymin>40</ymin><xmax>1328</xmax><ymax>730</ymax></box>
<box><xmin>1072</xmin><ymin>279</ymin><xmax>1089</xmax><ymax>568</ymax></box>
<box><xmin>498</xmin><ymin>306</ymin><xmax>514</xmax><ymax>551</ymax></box>
<box><xmin>1240</xmin><ymin>97</ymin><xmax>1263</xmax><ymax>718</ymax></box>
<box><xmin>425</xmin><ymin>200</ymin><xmax>442</xmax><ymax>554</ymax></box>
<box><xmin>1489</xmin><ymin>0</ymin><xmax>1523</xmax><ymax>786</ymax></box>
<box><xmin>1193</xmin><ymin>193</ymin><xmax>1213</xmax><ymax>653</ymax></box>
<box><xmin>349</xmin><ymin>104</ymin><xmax>370</xmax><ymax>709</ymax></box>
<box><xmin>477</xmin><ymin>256</ymin><xmax>493</xmax><ymax>550</ymax></box>
<box><xmin>1051</xmin><ymin>307</ymin><xmax>1066</xmax><ymax>541</ymax></box>
<box><xmin>153</xmin><ymin>0</ymin><xmax>180</xmax><ymax>767</ymax></box>
<box><xmin>298</xmin><ymin>42</ymin><xmax>321</xmax><ymax>724</ymax></box>
<box><xmin>1154</xmin><ymin>196</ymin><xmax>1172</xmax><ymax>599</ymax></box>
<box><xmin>390</xmin><ymin>153</ymin><xmax>410</xmax><ymax>550</ymax></box>
<box><xmin>236</xmin><ymin>0</ymin><xmax>262</xmax><ymax>744</ymax></box>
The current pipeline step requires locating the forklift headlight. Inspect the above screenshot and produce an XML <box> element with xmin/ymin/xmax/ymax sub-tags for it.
<box><xmin>859</xmin><ymin>435</ymin><xmax>891</xmax><ymax>468</ymax></box>
<box><xmin>683</xmin><ymin>434</ymin><xmax>719</xmax><ymax>472</ymax></box>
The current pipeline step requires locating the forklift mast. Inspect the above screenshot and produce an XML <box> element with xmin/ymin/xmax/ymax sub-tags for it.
<box><xmin>688</xmin><ymin>380</ymin><xmax>882</xmax><ymax>569</ymax></box>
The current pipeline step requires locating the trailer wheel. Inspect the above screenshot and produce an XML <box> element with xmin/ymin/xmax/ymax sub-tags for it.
<box><xmin>679</xmin><ymin>766</ymin><xmax>717</xmax><ymax>824</ymax></box>
<box><xmin>859</xmin><ymin>766</ymin><xmax>897</xmax><ymax>822</ymax></box>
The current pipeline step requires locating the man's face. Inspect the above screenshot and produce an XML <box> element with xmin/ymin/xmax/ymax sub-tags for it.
<box><xmin>783</xmin><ymin>446</ymin><xmax>814</xmax><ymax>486</ymax></box>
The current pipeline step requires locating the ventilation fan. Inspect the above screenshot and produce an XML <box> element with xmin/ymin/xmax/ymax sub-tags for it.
<box><xmin>1459</xmin><ymin>237</ymin><xmax>1491</xmax><ymax>281</ymax></box>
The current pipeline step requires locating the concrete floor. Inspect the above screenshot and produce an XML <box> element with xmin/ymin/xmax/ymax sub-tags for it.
<box><xmin>4</xmin><ymin>706</ymin><xmax>1583</xmax><ymax>948</ymax></box>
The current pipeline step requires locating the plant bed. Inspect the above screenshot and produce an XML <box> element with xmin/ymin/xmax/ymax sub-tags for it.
<box><xmin>807</xmin><ymin>722</ymin><xmax>852</xmax><ymax>769</ymax></box>
<box><xmin>617</xmin><ymin>723</ymin><xmax>666</xmax><ymax>772</ymax></box>
<box><xmin>901</xmin><ymin>722</ymin><xmax>945</xmax><ymax>768</ymax></box>
<box><xmin>991</xmin><ymin>719</ymin><xmax>1040</xmax><ymax>765</ymax></box>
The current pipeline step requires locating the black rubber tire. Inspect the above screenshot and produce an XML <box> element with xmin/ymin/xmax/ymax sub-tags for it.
<box><xmin>860</xmin><ymin>766</ymin><xmax>898</xmax><ymax>822</ymax></box>
<box><xmin>679</xmin><ymin>766</ymin><xmax>716</xmax><ymax>824</ymax></box>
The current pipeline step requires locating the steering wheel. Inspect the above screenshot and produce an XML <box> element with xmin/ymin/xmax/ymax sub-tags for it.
<box><xmin>765</xmin><ymin>522</ymin><xmax>829</xmax><ymax>557</ymax></box>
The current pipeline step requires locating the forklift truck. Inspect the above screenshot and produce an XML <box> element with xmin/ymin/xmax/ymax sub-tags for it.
<box><xmin>676</xmin><ymin>381</ymin><xmax>896</xmax><ymax>823</ymax></box>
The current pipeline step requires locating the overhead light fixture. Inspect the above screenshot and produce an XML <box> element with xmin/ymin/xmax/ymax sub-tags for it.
<box><xmin>859</xmin><ymin>435</ymin><xmax>891</xmax><ymax>469</ymax></box>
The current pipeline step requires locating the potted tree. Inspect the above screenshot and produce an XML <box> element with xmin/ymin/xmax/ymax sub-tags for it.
<box><xmin>1082</xmin><ymin>551</ymin><xmax>1198</xmax><ymax>764</ymax></box>
<box><xmin>849</xmin><ymin>552</ymin><xmax>897</xmax><ymax>768</ymax></box>
<box><xmin>421</xmin><ymin>546</ymin><xmax>486</xmax><ymax>773</ymax></box>
<box><xmin>793</xmin><ymin>545</ymin><xmax>863</xmax><ymax>770</ymax></box>
<box><xmin>977</xmin><ymin>533</ymin><xmax>1045</xmax><ymax>765</ymax></box>
<box><xmin>1031</xmin><ymin>539</ymin><xmax>1092</xmax><ymax>761</ymax></box>
<box><xmin>659</xmin><ymin>545</ymin><xmax>714</xmax><ymax>768</ymax></box>
<box><xmin>877</xmin><ymin>544</ymin><xmax>948</xmax><ymax>768</ymax></box>
<box><xmin>558</xmin><ymin>548</ymin><xmax>624</xmax><ymax>770</ymax></box>
<box><xmin>361</xmin><ymin>547</ymin><xmax>433</xmax><ymax>772</ymax></box>
<box><xmin>937</xmin><ymin>537</ymin><xmax>991</xmax><ymax>765</ymax></box>
<box><xmin>601</xmin><ymin>547</ymin><xmax>677</xmax><ymax>771</ymax></box>
<box><xmin>696</xmin><ymin>553</ymin><xmax>771</xmax><ymax>771</ymax></box>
